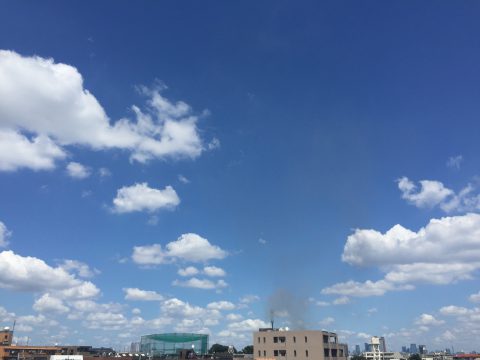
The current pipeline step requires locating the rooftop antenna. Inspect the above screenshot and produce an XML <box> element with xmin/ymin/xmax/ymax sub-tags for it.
<box><xmin>270</xmin><ymin>310</ymin><xmax>274</xmax><ymax>329</ymax></box>
<box><xmin>11</xmin><ymin>320</ymin><xmax>16</xmax><ymax>334</ymax></box>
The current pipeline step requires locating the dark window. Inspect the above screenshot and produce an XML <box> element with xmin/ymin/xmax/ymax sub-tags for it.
<box><xmin>264</xmin><ymin>351</ymin><xmax>266</xmax><ymax>356</ymax></box>
<box><xmin>263</xmin><ymin>337</ymin><xmax>266</xmax><ymax>343</ymax></box>
<box><xmin>274</xmin><ymin>337</ymin><xmax>279</xmax><ymax>343</ymax></box>
<box><xmin>305</xmin><ymin>336</ymin><xmax>308</xmax><ymax>343</ymax></box>
<box><xmin>293</xmin><ymin>336</ymin><xmax>296</xmax><ymax>343</ymax></box>
<box><xmin>274</xmin><ymin>351</ymin><xmax>279</xmax><ymax>356</ymax></box>
<box><xmin>332</xmin><ymin>349</ymin><xmax>338</xmax><ymax>357</ymax></box>
<box><xmin>323</xmin><ymin>335</ymin><xmax>329</xmax><ymax>344</ymax></box>
<box><xmin>279</xmin><ymin>350</ymin><xmax>286</xmax><ymax>357</ymax></box>
<box><xmin>258</xmin><ymin>337</ymin><xmax>260</xmax><ymax>344</ymax></box>
<box><xmin>306</xmin><ymin>350</ymin><xmax>309</xmax><ymax>357</ymax></box>
<box><xmin>324</xmin><ymin>349</ymin><xmax>330</xmax><ymax>357</ymax></box>
<box><xmin>279</xmin><ymin>337</ymin><xmax>286</xmax><ymax>343</ymax></box>
<box><xmin>294</xmin><ymin>350</ymin><xmax>297</xmax><ymax>357</ymax></box>
<box><xmin>258</xmin><ymin>351</ymin><xmax>261</xmax><ymax>357</ymax></box>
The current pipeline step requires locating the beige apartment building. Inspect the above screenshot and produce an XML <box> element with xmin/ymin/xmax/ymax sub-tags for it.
<box><xmin>253</xmin><ymin>329</ymin><xmax>348</xmax><ymax>360</ymax></box>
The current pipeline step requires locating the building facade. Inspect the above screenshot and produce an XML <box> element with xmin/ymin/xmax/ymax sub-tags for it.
<box><xmin>253</xmin><ymin>329</ymin><xmax>348</xmax><ymax>360</ymax></box>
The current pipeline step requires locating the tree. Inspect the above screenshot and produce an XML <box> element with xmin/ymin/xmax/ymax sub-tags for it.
<box><xmin>242</xmin><ymin>346</ymin><xmax>253</xmax><ymax>354</ymax></box>
<box><xmin>409</xmin><ymin>354</ymin><xmax>422</xmax><ymax>360</ymax></box>
<box><xmin>209</xmin><ymin>344</ymin><xmax>237</xmax><ymax>354</ymax></box>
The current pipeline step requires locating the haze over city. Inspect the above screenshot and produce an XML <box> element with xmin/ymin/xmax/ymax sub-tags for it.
<box><xmin>1</xmin><ymin>0</ymin><xmax>480</xmax><ymax>354</ymax></box>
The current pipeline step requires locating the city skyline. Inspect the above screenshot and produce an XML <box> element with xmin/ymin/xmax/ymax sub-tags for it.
<box><xmin>1</xmin><ymin>0</ymin><xmax>480</xmax><ymax>352</ymax></box>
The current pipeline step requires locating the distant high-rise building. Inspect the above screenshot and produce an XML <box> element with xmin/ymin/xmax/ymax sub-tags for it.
<box><xmin>130</xmin><ymin>342</ymin><xmax>140</xmax><ymax>353</ymax></box>
<box><xmin>355</xmin><ymin>345</ymin><xmax>361</xmax><ymax>355</ymax></box>
<box><xmin>365</xmin><ymin>343</ymin><xmax>370</xmax><ymax>352</ymax></box>
<box><xmin>410</xmin><ymin>344</ymin><xmax>418</xmax><ymax>354</ymax></box>
<box><xmin>402</xmin><ymin>346</ymin><xmax>408</xmax><ymax>353</ymax></box>
<box><xmin>419</xmin><ymin>345</ymin><xmax>427</xmax><ymax>355</ymax></box>
<box><xmin>379</xmin><ymin>337</ymin><xmax>386</xmax><ymax>352</ymax></box>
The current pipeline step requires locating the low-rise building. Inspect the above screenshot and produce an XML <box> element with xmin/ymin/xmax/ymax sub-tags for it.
<box><xmin>253</xmin><ymin>328</ymin><xmax>348</xmax><ymax>360</ymax></box>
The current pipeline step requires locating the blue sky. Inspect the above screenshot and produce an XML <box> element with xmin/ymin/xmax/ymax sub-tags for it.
<box><xmin>1</xmin><ymin>0</ymin><xmax>480</xmax><ymax>353</ymax></box>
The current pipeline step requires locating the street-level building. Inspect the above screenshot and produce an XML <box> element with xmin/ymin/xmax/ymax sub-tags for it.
<box><xmin>253</xmin><ymin>329</ymin><xmax>348</xmax><ymax>360</ymax></box>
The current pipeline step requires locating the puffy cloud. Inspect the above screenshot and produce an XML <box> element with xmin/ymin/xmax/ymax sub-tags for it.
<box><xmin>398</xmin><ymin>176</ymin><xmax>480</xmax><ymax>213</ymax></box>
<box><xmin>207</xmin><ymin>301</ymin><xmax>236</xmax><ymax>311</ymax></box>
<box><xmin>112</xmin><ymin>183</ymin><xmax>180</xmax><ymax>213</ymax></box>
<box><xmin>0</xmin><ymin>129</ymin><xmax>66</xmax><ymax>171</ymax></box>
<box><xmin>0</xmin><ymin>50</ymin><xmax>207</xmax><ymax>171</ymax></box>
<box><xmin>203</xmin><ymin>266</ymin><xmax>226</xmax><ymax>277</ymax></box>
<box><xmin>469</xmin><ymin>291</ymin><xmax>480</xmax><ymax>303</ymax></box>
<box><xmin>166</xmin><ymin>233</ymin><xmax>228</xmax><ymax>262</ymax></box>
<box><xmin>0</xmin><ymin>221</ymin><xmax>11</xmax><ymax>248</ymax></box>
<box><xmin>0</xmin><ymin>250</ymin><xmax>99</xmax><ymax>298</ymax></box>
<box><xmin>439</xmin><ymin>305</ymin><xmax>470</xmax><ymax>316</ymax></box>
<box><xmin>132</xmin><ymin>233</ymin><xmax>228</xmax><ymax>266</ymax></box>
<box><xmin>398</xmin><ymin>177</ymin><xmax>453</xmax><ymax>208</ymax></box>
<box><xmin>343</xmin><ymin>213</ymin><xmax>480</xmax><ymax>267</ymax></box>
<box><xmin>172</xmin><ymin>277</ymin><xmax>228</xmax><ymax>290</ymax></box>
<box><xmin>178</xmin><ymin>266</ymin><xmax>199</xmax><ymax>277</ymax></box>
<box><xmin>66</xmin><ymin>162</ymin><xmax>90</xmax><ymax>179</ymax></box>
<box><xmin>132</xmin><ymin>244</ymin><xmax>166</xmax><ymax>265</ymax></box>
<box><xmin>123</xmin><ymin>288</ymin><xmax>163</xmax><ymax>301</ymax></box>
<box><xmin>415</xmin><ymin>313</ymin><xmax>444</xmax><ymax>326</ymax></box>
<box><xmin>33</xmin><ymin>293</ymin><xmax>69</xmax><ymax>314</ymax></box>
<box><xmin>228</xmin><ymin>319</ymin><xmax>269</xmax><ymax>332</ymax></box>
<box><xmin>60</xmin><ymin>259</ymin><xmax>98</xmax><ymax>278</ymax></box>
<box><xmin>324</xmin><ymin>214</ymin><xmax>480</xmax><ymax>297</ymax></box>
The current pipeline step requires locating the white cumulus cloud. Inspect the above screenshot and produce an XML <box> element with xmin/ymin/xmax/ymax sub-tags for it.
<box><xmin>66</xmin><ymin>162</ymin><xmax>91</xmax><ymax>179</ymax></box>
<box><xmin>178</xmin><ymin>266</ymin><xmax>199</xmax><ymax>277</ymax></box>
<box><xmin>33</xmin><ymin>293</ymin><xmax>69</xmax><ymax>314</ymax></box>
<box><xmin>172</xmin><ymin>277</ymin><xmax>228</xmax><ymax>290</ymax></box>
<box><xmin>123</xmin><ymin>288</ymin><xmax>163</xmax><ymax>301</ymax></box>
<box><xmin>398</xmin><ymin>177</ymin><xmax>453</xmax><ymax>208</ymax></box>
<box><xmin>132</xmin><ymin>233</ymin><xmax>227</xmax><ymax>266</ymax></box>
<box><xmin>112</xmin><ymin>183</ymin><xmax>180</xmax><ymax>213</ymax></box>
<box><xmin>203</xmin><ymin>266</ymin><xmax>226</xmax><ymax>277</ymax></box>
<box><xmin>0</xmin><ymin>250</ymin><xmax>99</xmax><ymax>299</ymax></box>
<box><xmin>323</xmin><ymin>213</ymin><xmax>480</xmax><ymax>297</ymax></box>
<box><xmin>0</xmin><ymin>50</ymin><xmax>208</xmax><ymax>171</ymax></box>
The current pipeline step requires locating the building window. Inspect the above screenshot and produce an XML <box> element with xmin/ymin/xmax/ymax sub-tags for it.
<box><xmin>323</xmin><ymin>335</ymin><xmax>329</xmax><ymax>344</ymax></box>
<box><xmin>274</xmin><ymin>350</ymin><xmax>279</xmax><ymax>356</ymax></box>
<box><xmin>306</xmin><ymin>350</ymin><xmax>309</xmax><ymax>357</ymax></box>
<box><xmin>274</xmin><ymin>337</ymin><xmax>278</xmax><ymax>343</ymax></box>
<box><xmin>332</xmin><ymin>349</ymin><xmax>338</xmax><ymax>357</ymax></box>
<box><xmin>305</xmin><ymin>336</ymin><xmax>308</xmax><ymax>343</ymax></box>
<box><xmin>324</xmin><ymin>349</ymin><xmax>330</xmax><ymax>357</ymax></box>
<box><xmin>279</xmin><ymin>337</ymin><xmax>286</xmax><ymax>343</ymax></box>
<box><xmin>258</xmin><ymin>351</ymin><xmax>261</xmax><ymax>357</ymax></box>
<box><xmin>263</xmin><ymin>337</ymin><xmax>266</xmax><ymax>343</ymax></box>
<box><xmin>339</xmin><ymin>350</ymin><xmax>344</xmax><ymax>357</ymax></box>
<box><xmin>279</xmin><ymin>350</ymin><xmax>286</xmax><ymax>357</ymax></box>
<box><xmin>293</xmin><ymin>336</ymin><xmax>296</xmax><ymax>343</ymax></box>
<box><xmin>264</xmin><ymin>351</ymin><xmax>266</xmax><ymax>357</ymax></box>
<box><xmin>294</xmin><ymin>350</ymin><xmax>297</xmax><ymax>357</ymax></box>
<box><xmin>258</xmin><ymin>337</ymin><xmax>260</xmax><ymax>344</ymax></box>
